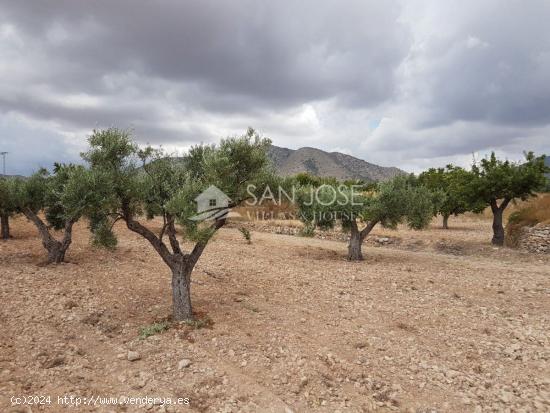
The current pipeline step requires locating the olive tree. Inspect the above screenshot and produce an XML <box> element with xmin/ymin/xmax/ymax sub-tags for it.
<box><xmin>469</xmin><ymin>152</ymin><xmax>548</xmax><ymax>246</ymax></box>
<box><xmin>17</xmin><ymin>164</ymin><xmax>100</xmax><ymax>263</ymax></box>
<box><xmin>297</xmin><ymin>176</ymin><xmax>434</xmax><ymax>261</ymax></box>
<box><xmin>0</xmin><ymin>177</ymin><xmax>21</xmax><ymax>240</ymax></box>
<box><xmin>83</xmin><ymin>128</ymin><xmax>271</xmax><ymax>321</ymax></box>
<box><xmin>418</xmin><ymin>166</ymin><xmax>484</xmax><ymax>229</ymax></box>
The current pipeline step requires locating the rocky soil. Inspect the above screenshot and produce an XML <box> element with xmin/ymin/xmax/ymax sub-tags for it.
<box><xmin>1</xmin><ymin>216</ymin><xmax>549</xmax><ymax>412</ymax></box>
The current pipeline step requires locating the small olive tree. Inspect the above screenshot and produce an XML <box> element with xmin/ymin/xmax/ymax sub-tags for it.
<box><xmin>297</xmin><ymin>176</ymin><xmax>434</xmax><ymax>261</ymax></box>
<box><xmin>17</xmin><ymin>164</ymin><xmax>100</xmax><ymax>263</ymax></box>
<box><xmin>469</xmin><ymin>152</ymin><xmax>548</xmax><ymax>246</ymax></box>
<box><xmin>0</xmin><ymin>177</ymin><xmax>21</xmax><ymax>240</ymax></box>
<box><xmin>83</xmin><ymin>127</ymin><xmax>272</xmax><ymax>321</ymax></box>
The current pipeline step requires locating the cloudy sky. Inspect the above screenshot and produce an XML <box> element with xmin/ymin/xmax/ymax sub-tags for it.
<box><xmin>1</xmin><ymin>0</ymin><xmax>549</xmax><ymax>175</ymax></box>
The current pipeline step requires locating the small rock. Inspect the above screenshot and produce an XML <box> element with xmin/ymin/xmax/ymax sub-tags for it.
<box><xmin>500</xmin><ymin>390</ymin><xmax>513</xmax><ymax>403</ymax></box>
<box><xmin>178</xmin><ymin>359</ymin><xmax>192</xmax><ymax>369</ymax></box>
<box><xmin>127</xmin><ymin>351</ymin><xmax>141</xmax><ymax>361</ymax></box>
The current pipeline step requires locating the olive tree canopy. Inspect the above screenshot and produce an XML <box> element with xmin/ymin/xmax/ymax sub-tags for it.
<box><xmin>296</xmin><ymin>175</ymin><xmax>435</xmax><ymax>260</ymax></box>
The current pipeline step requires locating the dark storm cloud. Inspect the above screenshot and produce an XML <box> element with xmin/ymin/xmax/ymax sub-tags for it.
<box><xmin>403</xmin><ymin>0</ymin><xmax>550</xmax><ymax>128</ymax></box>
<box><xmin>1</xmin><ymin>0</ymin><xmax>550</xmax><ymax>175</ymax></box>
<box><xmin>1</xmin><ymin>1</ymin><xmax>409</xmax><ymax>108</ymax></box>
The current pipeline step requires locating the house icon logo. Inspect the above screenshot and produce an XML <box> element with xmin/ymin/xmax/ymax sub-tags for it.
<box><xmin>190</xmin><ymin>185</ymin><xmax>232</xmax><ymax>221</ymax></box>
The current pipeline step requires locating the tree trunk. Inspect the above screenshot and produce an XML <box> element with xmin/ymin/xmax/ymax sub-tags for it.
<box><xmin>346</xmin><ymin>220</ymin><xmax>377</xmax><ymax>261</ymax></box>
<box><xmin>47</xmin><ymin>242</ymin><xmax>67</xmax><ymax>264</ymax></box>
<box><xmin>171</xmin><ymin>265</ymin><xmax>193</xmax><ymax>321</ymax></box>
<box><xmin>490</xmin><ymin>198</ymin><xmax>510</xmax><ymax>246</ymax></box>
<box><xmin>491</xmin><ymin>208</ymin><xmax>505</xmax><ymax>246</ymax></box>
<box><xmin>23</xmin><ymin>209</ymin><xmax>74</xmax><ymax>263</ymax></box>
<box><xmin>442</xmin><ymin>214</ymin><xmax>449</xmax><ymax>229</ymax></box>
<box><xmin>124</xmin><ymin>212</ymin><xmax>226</xmax><ymax>321</ymax></box>
<box><xmin>1</xmin><ymin>213</ymin><xmax>9</xmax><ymax>240</ymax></box>
<box><xmin>347</xmin><ymin>228</ymin><xmax>363</xmax><ymax>261</ymax></box>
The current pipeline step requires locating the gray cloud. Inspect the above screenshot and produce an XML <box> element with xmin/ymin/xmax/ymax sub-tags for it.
<box><xmin>400</xmin><ymin>0</ymin><xmax>550</xmax><ymax>128</ymax></box>
<box><xmin>0</xmin><ymin>0</ymin><xmax>549</xmax><ymax>175</ymax></box>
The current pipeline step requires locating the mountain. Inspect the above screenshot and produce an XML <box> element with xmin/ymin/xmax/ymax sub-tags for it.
<box><xmin>267</xmin><ymin>145</ymin><xmax>404</xmax><ymax>182</ymax></box>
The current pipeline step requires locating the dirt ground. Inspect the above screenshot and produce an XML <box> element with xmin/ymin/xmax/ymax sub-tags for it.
<box><xmin>1</xmin><ymin>214</ymin><xmax>549</xmax><ymax>412</ymax></box>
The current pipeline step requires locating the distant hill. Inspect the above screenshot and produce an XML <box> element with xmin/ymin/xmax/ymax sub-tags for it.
<box><xmin>268</xmin><ymin>145</ymin><xmax>404</xmax><ymax>182</ymax></box>
<box><xmin>0</xmin><ymin>174</ymin><xmax>25</xmax><ymax>179</ymax></box>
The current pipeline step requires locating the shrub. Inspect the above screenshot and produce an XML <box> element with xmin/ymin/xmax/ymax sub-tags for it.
<box><xmin>298</xmin><ymin>223</ymin><xmax>315</xmax><ymax>237</ymax></box>
<box><xmin>184</xmin><ymin>316</ymin><xmax>214</xmax><ymax>329</ymax></box>
<box><xmin>138</xmin><ymin>321</ymin><xmax>169</xmax><ymax>339</ymax></box>
<box><xmin>239</xmin><ymin>227</ymin><xmax>252</xmax><ymax>244</ymax></box>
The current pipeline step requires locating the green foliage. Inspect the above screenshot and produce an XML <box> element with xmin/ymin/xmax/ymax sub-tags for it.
<box><xmin>0</xmin><ymin>177</ymin><xmax>22</xmax><ymax>217</ymax></box>
<box><xmin>19</xmin><ymin>168</ymin><xmax>49</xmax><ymax>213</ymax></box>
<box><xmin>405</xmin><ymin>185</ymin><xmax>437</xmax><ymax>230</ymax></box>
<box><xmin>418</xmin><ymin>165</ymin><xmax>484</xmax><ymax>220</ymax></box>
<box><xmin>138</xmin><ymin>321</ymin><xmax>169</xmax><ymax>339</ymax></box>
<box><xmin>470</xmin><ymin>152</ymin><xmax>548</xmax><ymax>204</ymax></box>
<box><xmin>292</xmin><ymin>172</ymin><xmax>339</xmax><ymax>188</ymax></box>
<box><xmin>199</xmin><ymin>127</ymin><xmax>273</xmax><ymax>201</ymax></box>
<box><xmin>298</xmin><ymin>223</ymin><xmax>315</xmax><ymax>237</ymax></box>
<box><xmin>81</xmin><ymin>128</ymin><xmax>143</xmax><ymax>220</ymax></box>
<box><xmin>16</xmin><ymin>164</ymin><xmax>102</xmax><ymax>229</ymax></box>
<box><xmin>83</xmin><ymin>127</ymin><xmax>273</xmax><ymax>249</ymax></box>
<box><xmin>90</xmin><ymin>216</ymin><xmax>118</xmax><ymax>249</ymax></box>
<box><xmin>295</xmin><ymin>175</ymin><xmax>435</xmax><ymax>233</ymax></box>
<box><xmin>183</xmin><ymin>315</ymin><xmax>214</xmax><ymax>329</ymax></box>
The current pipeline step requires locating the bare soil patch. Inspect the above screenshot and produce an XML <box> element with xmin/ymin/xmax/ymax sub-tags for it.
<box><xmin>1</xmin><ymin>215</ymin><xmax>549</xmax><ymax>412</ymax></box>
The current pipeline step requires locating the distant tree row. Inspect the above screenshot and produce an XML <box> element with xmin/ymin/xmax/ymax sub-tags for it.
<box><xmin>293</xmin><ymin>152</ymin><xmax>548</xmax><ymax>258</ymax></box>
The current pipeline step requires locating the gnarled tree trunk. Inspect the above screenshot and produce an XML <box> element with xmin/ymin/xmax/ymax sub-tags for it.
<box><xmin>169</xmin><ymin>255</ymin><xmax>194</xmax><ymax>320</ymax></box>
<box><xmin>347</xmin><ymin>220</ymin><xmax>377</xmax><ymax>261</ymax></box>
<box><xmin>442</xmin><ymin>214</ymin><xmax>449</xmax><ymax>229</ymax></box>
<box><xmin>1</xmin><ymin>213</ymin><xmax>9</xmax><ymax>240</ymax></box>
<box><xmin>125</xmin><ymin>213</ymin><xmax>219</xmax><ymax>321</ymax></box>
<box><xmin>169</xmin><ymin>241</ymin><xmax>209</xmax><ymax>320</ymax></box>
<box><xmin>23</xmin><ymin>209</ymin><xmax>75</xmax><ymax>263</ymax></box>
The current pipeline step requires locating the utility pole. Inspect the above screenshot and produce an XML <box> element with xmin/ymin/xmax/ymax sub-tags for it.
<box><xmin>0</xmin><ymin>152</ymin><xmax>7</xmax><ymax>176</ymax></box>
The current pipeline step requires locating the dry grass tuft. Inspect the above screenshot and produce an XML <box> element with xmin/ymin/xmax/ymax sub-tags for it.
<box><xmin>506</xmin><ymin>194</ymin><xmax>550</xmax><ymax>246</ymax></box>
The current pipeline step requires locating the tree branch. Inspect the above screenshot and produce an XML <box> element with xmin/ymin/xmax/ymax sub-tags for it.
<box><xmin>188</xmin><ymin>217</ymin><xmax>226</xmax><ymax>269</ymax></box>
<box><xmin>125</xmin><ymin>217</ymin><xmax>174</xmax><ymax>267</ymax></box>
<box><xmin>159</xmin><ymin>214</ymin><xmax>168</xmax><ymax>241</ymax></box>
<box><xmin>360</xmin><ymin>220</ymin><xmax>378</xmax><ymax>239</ymax></box>
<box><xmin>109</xmin><ymin>215</ymin><xmax>124</xmax><ymax>231</ymax></box>
<box><xmin>166</xmin><ymin>213</ymin><xmax>182</xmax><ymax>255</ymax></box>
<box><xmin>23</xmin><ymin>208</ymin><xmax>55</xmax><ymax>245</ymax></box>
<box><xmin>499</xmin><ymin>197</ymin><xmax>511</xmax><ymax>211</ymax></box>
